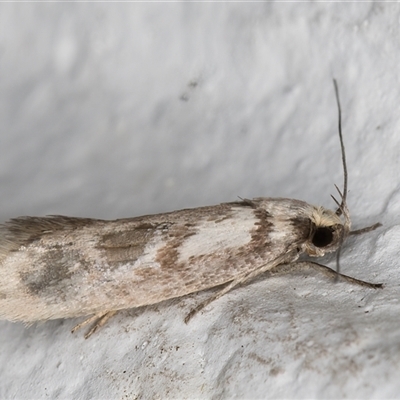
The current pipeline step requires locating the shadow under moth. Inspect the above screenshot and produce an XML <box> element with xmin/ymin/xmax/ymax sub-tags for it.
<box><xmin>0</xmin><ymin>80</ymin><xmax>382</xmax><ymax>338</ymax></box>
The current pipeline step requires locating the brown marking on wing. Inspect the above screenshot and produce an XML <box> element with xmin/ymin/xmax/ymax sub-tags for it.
<box><xmin>0</xmin><ymin>216</ymin><xmax>100</xmax><ymax>262</ymax></box>
<box><xmin>155</xmin><ymin>224</ymin><xmax>197</xmax><ymax>270</ymax></box>
<box><xmin>290</xmin><ymin>217</ymin><xmax>312</xmax><ymax>242</ymax></box>
<box><xmin>99</xmin><ymin>223</ymin><xmax>164</xmax><ymax>266</ymax></box>
<box><xmin>20</xmin><ymin>244</ymin><xmax>92</xmax><ymax>298</ymax></box>
<box><xmin>249</xmin><ymin>208</ymin><xmax>274</xmax><ymax>254</ymax></box>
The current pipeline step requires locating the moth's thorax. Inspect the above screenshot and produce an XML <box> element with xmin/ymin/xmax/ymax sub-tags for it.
<box><xmin>254</xmin><ymin>197</ymin><xmax>350</xmax><ymax>258</ymax></box>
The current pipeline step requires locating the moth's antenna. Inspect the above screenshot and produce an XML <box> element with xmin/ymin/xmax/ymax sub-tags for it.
<box><xmin>332</xmin><ymin>79</ymin><xmax>351</xmax><ymax>276</ymax></box>
<box><xmin>333</xmin><ymin>79</ymin><xmax>348</xmax><ymax>215</ymax></box>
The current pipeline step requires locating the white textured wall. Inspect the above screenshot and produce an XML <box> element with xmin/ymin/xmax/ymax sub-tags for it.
<box><xmin>1</xmin><ymin>3</ymin><xmax>400</xmax><ymax>399</ymax></box>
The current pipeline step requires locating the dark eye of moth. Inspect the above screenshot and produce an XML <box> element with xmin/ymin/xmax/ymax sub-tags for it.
<box><xmin>312</xmin><ymin>227</ymin><xmax>334</xmax><ymax>248</ymax></box>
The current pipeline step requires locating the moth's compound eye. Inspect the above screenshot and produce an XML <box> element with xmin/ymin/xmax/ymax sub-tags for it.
<box><xmin>312</xmin><ymin>227</ymin><xmax>333</xmax><ymax>248</ymax></box>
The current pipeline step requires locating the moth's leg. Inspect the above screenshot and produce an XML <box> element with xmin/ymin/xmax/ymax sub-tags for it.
<box><xmin>281</xmin><ymin>261</ymin><xmax>383</xmax><ymax>288</ymax></box>
<box><xmin>83</xmin><ymin>311</ymin><xmax>118</xmax><ymax>339</ymax></box>
<box><xmin>350</xmin><ymin>222</ymin><xmax>381</xmax><ymax>236</ymax></box>
<box><xmin>184</xmin><ymin>255</ymin><xmax>291</xmax><ymax>323</ymax></box>
<box><xmin>184</xmin><ymin>258</ymin><xmax>383</xmax><ymax>323</ymax></box>
<box><xmin>184</xmin><ymin>280</ymin><xmax>237</xmax><ymax>324</ymax></box>
<box><xmin>71</xmin><ymin>314</ymin><xmax>100</xmax><ymax>333</ymax></box>
<box><xmin>71</xmin><ymin>310</ymin><xmax>118</xmax><ymax>339</ymax></box>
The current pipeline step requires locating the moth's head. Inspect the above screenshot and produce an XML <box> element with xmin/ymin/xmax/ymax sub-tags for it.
<box><xmin>303</xmin><ymin>206</ymin><xmax>350</xmax><ymax>257</ymax></box>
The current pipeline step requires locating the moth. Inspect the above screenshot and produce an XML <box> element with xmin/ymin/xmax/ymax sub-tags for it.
<box><xmin>0</xmin><ymin>81</ymin><xmax>382</xmax><ymax>338</ymax></box>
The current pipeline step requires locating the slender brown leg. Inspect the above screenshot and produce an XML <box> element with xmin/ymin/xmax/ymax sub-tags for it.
<box><xmin>270</xmin><ymin>261</ymin><xmax>383</xmax><ymax>288</ymax></box>
<box><xmin>184</xmin><ymin>281</ymin><xmax>235</xmax><ymax>324</ymax></box>
<box><xmin>71</xmin><ymin>310</ymin><xmax>118</xmax><ymax>339</ymax></box>
<box><xmin>350</xmin><ymin>222</ymin><xmax>382</xmax><ymax>236</ymax></box>
<box><xmin>184</xmin><ymin>254</ymin><xmax>293</xmax><ymax>323</ymax></box>
<box><xmin>184</xmin><ymin>259</ymin><xmax>383</xmax><ymax>323</ymax></box>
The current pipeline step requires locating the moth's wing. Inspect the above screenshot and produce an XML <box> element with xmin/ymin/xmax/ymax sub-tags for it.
<box><xmin>0</xmin><ymin>202</ymin><xmax>305</xmax><ymax>321</ymax></box>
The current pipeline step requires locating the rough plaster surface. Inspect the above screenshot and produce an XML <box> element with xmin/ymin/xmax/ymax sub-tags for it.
<box><xmin>0</xmin><ymin>3</ymin><xmax>400</xmax><ymax>399</ymax></box>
